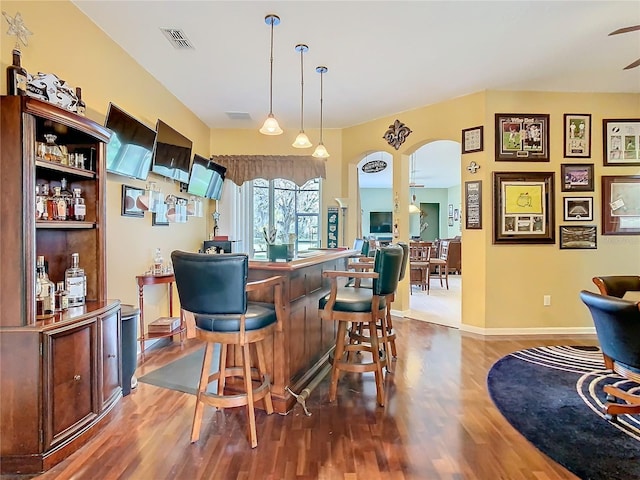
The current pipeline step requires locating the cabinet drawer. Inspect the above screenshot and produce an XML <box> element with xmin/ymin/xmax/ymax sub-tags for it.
<box><xmin>42</xmin><ymin>320</ymin><xmax>98</xmax><ymax>450</ymax></box>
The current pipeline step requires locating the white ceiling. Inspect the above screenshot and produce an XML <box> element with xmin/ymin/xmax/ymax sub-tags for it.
<box><xmin>72</xmin><ymin>1</ymin><xmax>640</xmax><ymax>187</ymax></box>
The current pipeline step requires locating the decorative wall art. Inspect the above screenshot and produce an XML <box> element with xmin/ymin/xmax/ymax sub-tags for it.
<box><xmin>448</xmin><ymin>217</ymin><xmax>454</xmax><ymax>227</ymax></box>
<box><xmin>601</xmin><ymin>175</ymin><xmax>640</xmax><ymax>235</ymax></box>
<box><xmin>465</xmin><ymin>180</ymin><xmax>482</xmax><ymax>229</ymax></box>
<box><xmin>563</xmin><ymin>114</ymin><xmax>591</xmax><ymax>158</ymax></box>
<box><xmin>383</xmin><ymin>119</ymin><xmax>412</xmax><ymax>150</ymax></box>
<box><xmin>493</xmin><ymin>172</ymin><xmax>555</xmax><ymax>244</ymax></box>
<box><xmin>603</xmin><ymin>119</ymin><xmax>640</xmax><ymax>166</ymax></box>
<box><xmin>327</xmin><ymin>206</ymin><xmax>339</xmax><ymax>247</ymax></box>
<box><xmin>121</xmin><ymin>185</ymin><xmax>145</xmax><ymax>218</ymax></box>
<box><xmin>561</xmin><ymin>163</ymin><xmax>594</xmax><ymax>192</ymax></box>
<box><xmin>563</xmin><ymin>197</ymin><xmax>593</xmax><ymax>221</ymax></box>
<box><xmin>495</xmin><ymin>114</ymin><xmax>550</xmax><ymax>161</ymax></box>
<box><xmin>461</xmin><ymin>126</ymin><xmax>484</xmax><ymax>154</ymax></box>
<box><xmin>152</xmin><ymin>202</ymin><xmax>169</xmax><ymax>226</ymax></box>
<box><xmin>559</xmin><ymin>225</ymin><xmax>597</xmax><ymax>249</ymax></box>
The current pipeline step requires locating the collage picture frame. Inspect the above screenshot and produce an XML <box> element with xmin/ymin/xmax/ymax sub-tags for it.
<box><xmin>603</xmin><ymin>119</ymin><xmax>640</xmax><ymax>166</ymax></box>
<box><xmin>495</xmin><ymin>113</ymin><xmax>550</xmax><ymax>161</ymax></box>
<box><xmin>493</xmin><ymin>171</ymin><xmax>555</xmax><ymax>244</ymax></box>
<box><xmin>601</xmin><ymin>175</ymin><xmax>640</xmax><ymax>235</ymax></box>
<box><xmin>563</xmin><ymin>114</ymin><xmax>591</xmax><ymax>158</ymax></box>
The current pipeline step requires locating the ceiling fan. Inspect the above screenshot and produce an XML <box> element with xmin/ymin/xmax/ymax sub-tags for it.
<box><xmin>609</xmin><ymin>25</ymin><xmax>640</xmax><ymax>70</ymax></box>
<box><xmin>409</xmin><ymin>154</ymin><xmax>424</xmax><ymax>188</ymax></box>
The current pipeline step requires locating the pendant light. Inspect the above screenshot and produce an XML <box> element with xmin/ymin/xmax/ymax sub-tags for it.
<box><xmin>259</xmin><ymin>14</ymin><xmax>283</xmax><ymax>135</ymax></box>
<box><xmin>409</xmin><ymin>153</ymin><xmax>421</xmax><ymax>214</ymax></box>
<box><xmin>292</xmin><ymin>44</ymin><xmax>312</xmax><ymax>148</ymax></box>
<box><xmin>312</xmin><ymin>66</ymin><xmax>329</xmax><ymax>158</ymax></box>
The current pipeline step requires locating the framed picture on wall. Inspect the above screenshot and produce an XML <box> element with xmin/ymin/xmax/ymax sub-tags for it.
<box><xmin>121</xmin><ymin>184</ymin><xmax>145</xmax><ymax>218</ymax></box>
<box><xmin>493</xmin><ymin>171</ymin><xmax>555</xmax><ymax>244</ymax></box>
<box><xmin>603</xmin><ymin>119</ymin><xmax>640</xmax><ymax>166</ymax></box>
<box><xmin>464</xmin><ymin>180</ymin><xmax>482</xmax><ymax>229</ymax></box>
<box><xmin>559</xmin><ymin>225</ymin><xmax>597</xmax><ymax>249</ymax></box>
<box><xmin>563</xmin><ymin>114</ymin><xmax>591</xmax><ymax>158</ymax></box>
<box><xmin>560</xmin><ymin>163</ymin><xmax>594</xmax><ymax>192</ymax></box>
<box><xmin>601</xmin><ymin>175</ymin><xmax>640</xmax><ymax>235</ymax></box>
<box><xmin>563</xmin><ymin>197</ymin><xmax>593</xmax><ymax>221</ymax></box>
<box><xmin>461</xmin><ymin>126</ymin><xmax>484</xmax><ymax>154</ymax></box>
<box><xmin>495</xmin><ymin>113</ymin><xmax>550</xmax><ymax>161</ymax></box>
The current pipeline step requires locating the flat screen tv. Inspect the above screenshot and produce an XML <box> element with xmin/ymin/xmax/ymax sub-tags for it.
<box><xmin>187</xmin><ymin>154</ymin><xmax>227</xmax><ymax>200</ymax></box>
<box><xmin>151</xmin><ymin>119</ymin><xmax>192</xmax><ymax>184</ymax></box>
<box><xmin>369</xmin><ymin>211</ymin><xmax>392</xmax><ymax>233</ymax></box>
<box><xmin>104</xmin><ymin>103</ymin><xmax>156</xmax><ymax>180</ymax></box>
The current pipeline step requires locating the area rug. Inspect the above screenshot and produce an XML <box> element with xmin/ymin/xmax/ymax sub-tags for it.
<box><xmin>487</xmin><ymin>345</ymin><xmax>640</xmax><ymax>480</ymax></box>
<box><xmin>138</xmin><ymin>346</ymin><xmax>219</xmax><ymax>395</ymax></box>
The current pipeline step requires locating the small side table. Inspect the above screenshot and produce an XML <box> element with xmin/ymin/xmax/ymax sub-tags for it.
<box><xmin>136</xmin><ymin>273</ymin><xmax>185</xmax><ymax>361</ymax></box>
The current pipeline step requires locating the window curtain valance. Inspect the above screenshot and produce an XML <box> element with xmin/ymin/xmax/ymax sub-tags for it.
<box><xmin>212</xmin><ymin>155</ymin><xmax>326</xmax><ymax>186</ymax></box>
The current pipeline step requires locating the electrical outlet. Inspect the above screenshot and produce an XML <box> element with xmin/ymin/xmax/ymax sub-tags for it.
<box><xmin>543</xmin><ymin>295</ymin><xmax>551</xmax><ymax>306</ymax></box>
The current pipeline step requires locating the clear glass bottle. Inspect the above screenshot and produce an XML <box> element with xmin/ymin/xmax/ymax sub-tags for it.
<box><xmin>153</xmin><ymin>248</ymin><xmax>164</xmax><ymax>275</ymax></box>
<box><xmin>75</xmin><ymin>87</ymin><xmax>86</xmax><ymax>116</ymax></box>
<box><xmin>54</xmin><ymin>282</ymin><xmax>69</xmax><ymax>312</ymax></box>
<box><xmin>6</xmin><ymin>49</ymin><xmax>27</xmax><ymax>96</ymax></box>
<box><xmin>65</xmin><ymin>253</ymin><xmax>86</xmax><ymax>306</ymax></box>
<box><xmin>36</xmin><ymin>185</ymin><xmax>46</xmax><ymax>220</ymax></box>
<box><xmin>71</xmin><ymin>188</ymin><xmax>86</xmax><ymax>221</ymax></box>
<box><xmin>36</xmin><ymin>255</ymin><xmax>55</xmax><ymax>317</ymax></box>
<box><xmin>43</xmin><ymin>134</ymin><xmax>63</xmax><ymax>163</ymax></box>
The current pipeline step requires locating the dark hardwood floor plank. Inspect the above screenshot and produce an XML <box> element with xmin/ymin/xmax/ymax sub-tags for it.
<box><xmin>7</xmin><ymin>318</ymin><xmax>598</xmax><ymax>480</ymax></box>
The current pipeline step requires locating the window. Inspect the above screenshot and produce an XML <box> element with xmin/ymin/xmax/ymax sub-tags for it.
<box><xmin>252</xmin><ymin>178</ymin><xmax>320</xmax><ymax>257</ymax></box>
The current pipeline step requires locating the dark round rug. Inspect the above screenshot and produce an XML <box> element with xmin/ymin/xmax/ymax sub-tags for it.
<box><xmin>487</xmin><ymin>345</ymin><xmax>640</xmax><ymax>480</ymax></box>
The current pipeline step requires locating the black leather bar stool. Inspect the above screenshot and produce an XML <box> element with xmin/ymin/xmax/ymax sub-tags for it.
<box><xmin>171</xmin><ymin>251</ymin><xmax>284</xmax><ymax>448</ymax></box>
<box><xmin>319</xmin><ymin>244</ymin><xmax>404</xmax><ymax>406</ymax></box>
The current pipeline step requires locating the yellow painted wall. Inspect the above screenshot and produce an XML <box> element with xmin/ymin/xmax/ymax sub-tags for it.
<box><xmin>342</xmin><ymin>90</ymin><xmax>640</xmax><ymax>331</ymax></box>
<box><xmin>3</xmin><ymin>2</ymin><xmax>639</xmax><ymax>334</ymax></box>
<box><xmin>1</xmin><ymin>1</ymin><xmax>211</xmax><ymax>326</ymax></box>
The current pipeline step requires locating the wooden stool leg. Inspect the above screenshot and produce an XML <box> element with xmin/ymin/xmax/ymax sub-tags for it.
<box><xmin>191</xmin><ymin>341</ymin><xmax>215</xmax><ymax>443</ymax></box>
<box><xmin>369</xmin><ymin>319</ymin><xmax>385</xmax><ymax>406</ymax></box>
<box><xmin>242</xmin><ymin>343</ymin><xmax>258</xmax><ymax>448</ymax></box>
<box><xmin>217</xmin><ymin>343</ymin><xmax>227</xmax><ymax>399</ymax></box>
<box><xmin>386</xmin><ymin>307</ymin><xmax>397</xmax><ymax>359</ymax></box>
<box><xmin>330</xmin><ymin>321</ymin><xmax>348</xmax><ymax>402</ymax></box>
<box><xmin>255</xmin><ymin>341</ymin><xmax>274</xmax><ymax>414</ymax></box>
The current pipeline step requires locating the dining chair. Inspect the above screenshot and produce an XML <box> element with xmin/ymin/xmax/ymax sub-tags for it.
<box><xmin>429</xmin><ymin>239</ymin><xmax>450</xmax><ymax>290</ymax></box>
<box><xmin>171</xmin><ymin>251</ymin><xmax>285</xmax><ymax>448</ymax></box>
<box><xmin>409</xmin><ymin>241</ymin><xmax>431</xmax><ymax>293</ymax></box>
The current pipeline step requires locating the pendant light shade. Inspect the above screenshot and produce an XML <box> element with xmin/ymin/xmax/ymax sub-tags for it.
<box><xmin>259</xmin><ymin>14</ymin><xmax>283</xmax><ymax>135</ymax></box>
<box><xmin>312</xmin><ymin>66</ymin><xmax>330</xmax><ymax>158</ymax></box>
<box><xmin>292</xmin><ymin>44</ymin><xmax>312</xmax><ymax>148</ymax></box>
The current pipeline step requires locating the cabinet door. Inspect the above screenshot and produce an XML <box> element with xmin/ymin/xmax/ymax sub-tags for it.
<box><xmin>43</xmin><ymin>320</ymin><xmax>98</xmax><ymax>450</ymax></box>
<box><xmin>99</xmin><ymin>309</ymin><xmax>122</xmax><ymax>409</ymax></box>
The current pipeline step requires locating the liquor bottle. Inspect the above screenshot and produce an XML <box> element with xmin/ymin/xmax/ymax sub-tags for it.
<box><xmin>36</xmin><ymin>185</ymin><xmax>46</xmax><ymax>220</ymax></box>
<box><xmin>36</xmin><ymin>255</ymin><xmax>55</xmax><ymax>317</ymax></box>
<box><xmin>59</xmin><ymin>178</ymin><xmax>73</xmax><ymax>219</ymax></box>
<box><xmin>65</xmin><ymin>253</ymin><xmax>86</xmax><ymax>306</ymax></box>
<box><xmin>43</xmin><ymin>184</ymin><xmax>55</xmax><ymax>221</ymax></box>
<box><xmin>71</xmin><ymin>188</ymin><xmax>86</xmax><ymax>221</ymax></box>
<box><xmin>50</xmin><ymin>187</ymin><xmax>67</xmax><ymax>221</ymax></box>
<box><xmin>75</xmin><ymin>87</ymin><xmax>86</xmax><ymax>116</ymax></box>
<box><xmin>153</xmin><ymin>248</ymin><xmax>163</xmax><ymax>275</ymax></box>
<box><xmin>6</xmin><ymin>49</ymin><xmax>27</xmax><ymax>96</ymax></box>
<box><xmin>54</xmin><ymin>282</ymin><xmax>69</xmax><ymax>312</ymax></box>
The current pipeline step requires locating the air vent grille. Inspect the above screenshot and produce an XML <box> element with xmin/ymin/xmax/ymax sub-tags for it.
<box><xmin>225</xmin><ymin>112</ymin><xmax>252</xmax><ymax>120</ymax></box>
<box><xmin>160</xmin><ymin>28</ymin><xmax>194</xmax><ymax>50</ymax></box>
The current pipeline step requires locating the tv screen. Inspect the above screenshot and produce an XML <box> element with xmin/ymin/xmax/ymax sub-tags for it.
<box><xmin>187</xmin><ymin>154</ymin><xmax>227</xmax><ymax>200</ymax></box>
<box><xmin>104</xmin><ymin>103</ymin><xmax>156</xmax><ymax>180</ymax></box>
<box><xmin>370</xmin><ymin>211</ymin><xmax>392</xmax><ymax>233</ymax></box>
<box><xmin>151</xmin><ymin>119</ymin><xmax>192</xmax><ymax>184</ymax></box>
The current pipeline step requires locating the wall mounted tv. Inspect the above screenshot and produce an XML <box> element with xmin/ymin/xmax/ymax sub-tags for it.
<box><xmin>151</xmin><ymin>119</ymin><xmax>192</xmax><ymax>184</ymax></box>
<box><xmin>187</xmin><ymin>154</ymin><xmax>227</xmax><ymax>200</ymax></box>
<box><xmin>369</xmin><ymin>211</ymin><xmax>393</xmax><ymax>233</ymax></box>
<box><xmin>104</xmin><ymin>103</ymin><xmax>156</xmax><ymax>181</ymax></box>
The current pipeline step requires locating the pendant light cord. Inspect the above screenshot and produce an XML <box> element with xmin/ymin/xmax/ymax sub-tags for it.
<box><xmin>268</xmin><ymin>18</ymin><xmax>275</xmax><ymax>115</ymax></box>
<box><xmin>319</xmin><ymin>70</ymin><xmax>324</xmax><ymax>143</ymax></box>
<box><xmin>299</xmin><ymin>48</ymin><xmax>305</xmax><ymax>131</ymax></box>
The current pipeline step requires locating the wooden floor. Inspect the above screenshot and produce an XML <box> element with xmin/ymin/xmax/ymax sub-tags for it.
<box><xmin>19</xmin><ymin>319</ymin><xmax>597</xmax><ymax>480</ymax></box>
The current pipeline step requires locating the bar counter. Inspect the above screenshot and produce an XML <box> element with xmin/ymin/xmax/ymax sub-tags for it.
<box><xmin>244</xmin><ymin>248</ymin><xmax>356</xmax><ymax>413</ymax></box>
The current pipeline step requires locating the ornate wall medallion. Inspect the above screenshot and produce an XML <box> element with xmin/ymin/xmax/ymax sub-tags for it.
<box><xmin>383</xmin><ymin>119</ymin><xmax>412</xmax><ymax>150</ymax></box>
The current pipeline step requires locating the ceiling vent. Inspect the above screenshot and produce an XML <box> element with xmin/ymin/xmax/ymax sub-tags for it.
<box><xmin>160</xmin><ymin>28</ymin><xmax>194</xmax><ymax>50</ymax></box>
<box><xmin>225</xmin><ymin>112</ymin><xmax>252</xmax><ymax>120</ymax></box>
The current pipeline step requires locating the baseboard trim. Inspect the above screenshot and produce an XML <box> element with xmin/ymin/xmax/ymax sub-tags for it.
<box><xmin>459</xmin><ymin>324</ymin><xmax>596</xmax><ymax>336</ymax></box>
